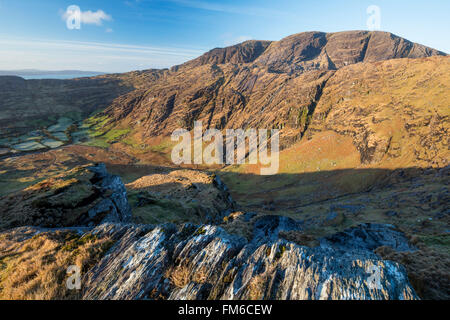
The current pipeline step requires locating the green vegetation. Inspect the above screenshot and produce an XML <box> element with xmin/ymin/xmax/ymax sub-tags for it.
<box><xmin>419</xmin><ymin>234</ymin><xmax>450</xmax><ymax>254</ymax></box>
<box><xmin>61</xmin><ymin>233</ymin><xmax>98</xmax><ymax>252</ymax></box>
<box><xmin>81</xmin><ymin>114</ymin><xmax>132</xmax><ymax>148</ymax></box>
<box><xmin>274</xmin><ymin>244</ymin><xmax>286</xmax><ymax>260</ymax></box>
<box><xmin>128</xmin><ymin>191</ymin><xmax>203</xmax><ymax>225</ymax></box>
<box><xmin>298</xmin><ymin>106</ymin><xmax>310</xmax><ymax>129</ymax></box>
<box><xmin>103</xmin><ymin>129</ymin><xmax>131</xmax><ymax>143</ymax></box>
<box><xmin>150</xmin><ymin>140</ymin><xmax>174</xmax><ymax>153</ymax></box>
<box><xmin>194</xmin><ymin>226</ymin><xmax>206</xmax><ymax>236</ymax></box>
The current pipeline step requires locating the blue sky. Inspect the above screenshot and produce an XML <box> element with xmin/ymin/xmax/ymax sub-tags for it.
<box><xmin>0</xmin><ymin>0</ymin><xmax>448</xmax><ymax>72</ymax></box>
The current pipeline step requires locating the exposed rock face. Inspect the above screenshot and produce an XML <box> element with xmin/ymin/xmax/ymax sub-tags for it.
<box><xmin>320</xmin><ymin>223</ymin><xmax>417</xmax><ymax>254</ymax></box>
<box><xmin>179</xmin><ymin>31</ymin><xmax>444</xmax><ymax>74</ymax></box>
<box><xmin>81</xmin><ymin>222</ymin><xmax>418</xmax><ymax>300</ymax></box>
<box><xmin>252</xmin><ymin>215</ymin><xmax>302</xmax><ymax>244</ymax></box>
<box><xmin>86</xmin><ymin>163</ymin><xmax>132</xmax><ymax>224</ymax></box>
<box><xmin>253</xmin><ymin>31</ymin><xmax>445</xmax><ymax>74</ymax></box>
<box><xmin>179</xmin><ymin>40</ymin><xmax>272</xmax><ymax>69</ymax></box>
<box><xmin>306</xmin><ymin>55</ymin><xmax>450</xmax><ymax>166</ymax></box>
<box><xmin>0</xmin><ymin>163</ymin><xmax>131</xmax><ymax>230</ymax></box>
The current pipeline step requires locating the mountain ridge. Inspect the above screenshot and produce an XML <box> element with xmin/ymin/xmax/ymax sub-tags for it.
<box><xmin>89</xmin><ymin>31</ymin><xmax>447</xmax><ymax>160</ymax></box>
<box><xmin>174</xmin><ymin>30</ymin><xmax>446</xmax><ymax>71</ymax></box>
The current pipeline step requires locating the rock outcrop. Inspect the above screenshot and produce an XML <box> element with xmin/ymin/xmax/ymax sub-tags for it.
<box><xmin>81</xmin><ymin>222</ymin><xmax>418</xmax><ymax>300</ymax></box>
<box><xmin>320</xmin><ymin>223</ymin><xmax>417</xmax><ymax>254</ymax></box>
<box><xmin>0</xmin><ymin>163</ymin><xmax>131</xmax><ymax>230</ymax></box>
<box><xmin>0</xmin><ymin>166</ymin><xmax>423</xmax><ymax>300</ymax></box>
<box><xmin>86</xmin><ymin>163</ymin><xmax>133</xmax><ymax>224</ymax></box>
<box><xmin>126</xmin><ymin>170</ymin><xmax>236</xmax><ymax>225</ymax></box>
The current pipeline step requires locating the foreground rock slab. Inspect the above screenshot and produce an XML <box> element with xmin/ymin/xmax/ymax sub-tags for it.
<box><xmin>81</xmin><ymin>222</ymin><xmax>418</xmax><ymax>300</ymax></box>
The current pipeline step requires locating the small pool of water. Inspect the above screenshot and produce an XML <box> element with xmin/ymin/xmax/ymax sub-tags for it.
<box><xmin>12</xmin><ymin>141</ymin><xmax>46</xmax><ymax>151</ymax></box>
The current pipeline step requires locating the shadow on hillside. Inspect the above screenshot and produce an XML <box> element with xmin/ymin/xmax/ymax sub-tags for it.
<box><xmin>103</xmin><ymin>162</ymin><xmax>448</xmax><ymax>213</ymax></box>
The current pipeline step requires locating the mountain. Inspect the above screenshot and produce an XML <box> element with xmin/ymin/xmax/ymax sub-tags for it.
<box><xmin>0</xmin><ymin>30</ymin><xmax>448</xmax><ymax>300</ymax></box>
<box><xmin>90</xmin><ymin>31</ymin><xmax>446</xmax><ymax>152</ymax></box>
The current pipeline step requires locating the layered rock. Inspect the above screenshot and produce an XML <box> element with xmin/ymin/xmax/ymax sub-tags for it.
<box><xmin>81</xmin><ymin>221</ymin><xmax>418</xmax><ymax>300</ymax></box>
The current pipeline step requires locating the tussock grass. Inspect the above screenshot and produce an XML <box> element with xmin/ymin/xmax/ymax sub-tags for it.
<box><xmin>0</xmin><ymin>230</ymin><xmax>114</xmax><ymax>300</ymax></box>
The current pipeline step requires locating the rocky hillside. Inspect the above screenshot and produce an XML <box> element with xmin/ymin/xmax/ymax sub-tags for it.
<box><xmin>81</xmin><ymin>222</ymin><xmax>418</xmax><ymax>300</ymax></box>
<box><xmin>1</xmin><ymin>162</ymin><xmax>449</xmax><ymax>300</ymax></box>
<box><xmin>0</xmin><ymin>172</ymin><xmax>420</xmax><ymax>300</ymax></box>
<box><xmin>90</xmin><ymin>31</ymin><xmax>446</xmax><ymax>150</ymax></box>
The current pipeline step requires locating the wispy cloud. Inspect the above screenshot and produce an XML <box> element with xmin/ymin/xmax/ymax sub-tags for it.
<box><xmin>168</xmin><ymin>0</ymin><xmax>291</xmax><ymax>17</ymax></box>
<box><xmin>0</xmin><ymin>38</ymin><xmax>204</xmax><ymax>72</ymax></box>
<box><xmin>61</xmin><ymin>8</ymin><xmax>112</xmax><ymax>26</ymax></box>
<box><xmin>222</xmin><ymin>34</ymin><xmax>253</xmax><ymax>46</ymax></box>
<box><xmin>124</xmin><ymin>0</ymin><xmax>143</xmax><ymax>7</ymax></box>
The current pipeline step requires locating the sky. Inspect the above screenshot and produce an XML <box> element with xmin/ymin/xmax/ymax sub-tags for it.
<box><xmin>0</xmin><ymin>0</ymin><xmax>449</xmax><ymax>73</ymax></box>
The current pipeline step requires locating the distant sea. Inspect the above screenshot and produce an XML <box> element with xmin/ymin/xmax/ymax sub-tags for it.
<box><xmin>21</xmin><ymin>73</ymin><xmax>104</xmax><ymax>80</ymax></box>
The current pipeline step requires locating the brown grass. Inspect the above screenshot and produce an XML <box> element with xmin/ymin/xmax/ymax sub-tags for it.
<box><xmin>0</xmin><ymin>230</ymin><xmax>114</xmax><ymax>300</ymax></box>
<box><xmin>279</xmin><ymin>231</ymin><xmax>319</xmax><ymax>247</ymax></box>
<box><xmin>375</xmin><ymin>245</ymin><xmax>450</xmax><ymax>300</ymax></box>
<box><xmin>166</xmin><ymin>264</ymin><xmax>210</xmax><ymax>288</ymax></box>
<box><xmin>167</xmin><ymin>265</ymin><xmax>190</xmax><ymax>288</ymax></box>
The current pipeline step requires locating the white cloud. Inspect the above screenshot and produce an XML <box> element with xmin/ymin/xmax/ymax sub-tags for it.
<box><xmin>80</xmin><ymin>10</ymin><xmax>112</xmax><ymax>25</ymax></box>
<box><xmin>62</xmin><ymin>8</ymin><xmax>112</xmax><ymax>26</ymax></box>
